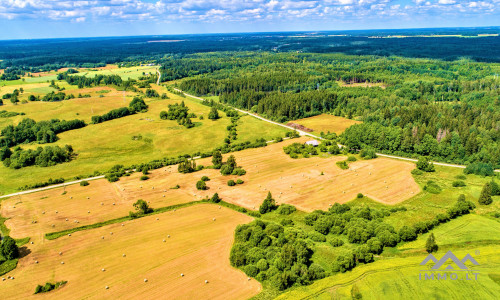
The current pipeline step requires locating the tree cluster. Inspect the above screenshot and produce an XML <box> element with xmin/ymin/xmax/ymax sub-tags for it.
<box><xmin>2</xmin><ymin>145</ymin><xmax>74</xmax><ymax>169</ymax></box>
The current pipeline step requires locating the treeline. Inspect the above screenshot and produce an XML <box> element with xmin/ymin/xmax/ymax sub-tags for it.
<box><xmin>57</xmin><ymin>73</ymin><xmax>123</xmax><ymax>88</ymax></box>
<box><xmin>91</xmin><ymin>97</ymin><xmax>148</xmax><ymax>124</ymax></box>
<box><xmin>1</xmin><ymin>145</ymin><xmax>74</xmax><ymax>169</ymax></box>
<box><xmin>341</xmin><ymin>120</ymin><xmax>500</xmax><ymax>168</ymax></box>
<box><xmin>159</xmin><ymin>101</ymin><xmax>196</xmax><ymax>128</ymax></box>
<box><xmin>0</xmin><ymin>118</ymin><xmax>86</xmax><ymax>147</ymax></box>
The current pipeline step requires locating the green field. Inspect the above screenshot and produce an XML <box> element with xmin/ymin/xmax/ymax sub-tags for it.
<box><xmin>74</xmin><ymin>65</ymin><xmax>158</xmax><ymax>80</ymax></box>
<box><xmin>276</xmin><ymin>245</ymin><xmax>500</xmax><ymax>299</ymax></box>
<box><xmin>0</xmin><ymin>84</ymin><xmax>290</xmax><ymax>194</ymax></box>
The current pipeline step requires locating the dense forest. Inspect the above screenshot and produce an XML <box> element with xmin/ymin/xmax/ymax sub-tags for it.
<box><xmin>0</xmin><ymin>28</ymin><xmax>499</xmax><ymax>70</ymax></box>
<box><xmin>167</xmin><ymin>52</ymin><xmax>499</xmax><ymax>167</ymax></box>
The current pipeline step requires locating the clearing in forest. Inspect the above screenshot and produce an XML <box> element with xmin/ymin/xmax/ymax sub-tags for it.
<box><xmin>290</xmin><ymin>114</ymin><xmax>361</xmax><ymax>135</ymax></box>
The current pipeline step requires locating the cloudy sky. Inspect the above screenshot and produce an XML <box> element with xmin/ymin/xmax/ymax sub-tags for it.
<box><xmin>0</xmin><ymin>0</ymin><xmax>498</xmax><ymax>39</ymax></box>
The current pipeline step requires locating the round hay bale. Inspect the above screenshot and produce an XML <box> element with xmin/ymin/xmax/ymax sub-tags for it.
<box><xmin>52</xmin><ymin>224</ymin><xmax>55</xmax><ymax>227</ymax></box>
<box><xmin>42</xmin><ymin>211</ymin><xmax>45</xmax><ymax>214</ymax></box>
<box><xmin>113</xmin><ymin>203</ymin><xmax>115</xmax><ymax>205</ymax></box>
<box><xmin>156</xmin><ymin>218</ymin><xmax>159</xmax><ymax>221</ymax></box>
<box><xmin>55</xmin><ymin>210</ymin><xmax>58</xmax><ymax>213</ymax></box>
<box><xmin>88</xmin><ymin>211</ymin><xmax>90</xmax><ymax>213</ymax></box>
<box><xmin>70</xmin><ymin>196</ymin><xmax>73</xmax><ymax>199</ymax></box>
<box><xmin>59</xmin><ymin>252</ymin><xmax>62</xmax><ymax>255</ymax></box>
<box><xmin>110</xmin><ymin>232</ymin><xmax>113</xmax><ymax>235</ymax></box>
<box><xmin>205</xmin><ymin>280</ymin><xmax>209</xmax><ymax>284</ymax></box>
<box><xmin>167</xmin><ymin>235</ymin><xmax>171</xmax><ymax>238</ymax></box>
<box><xmin>31</xmin><ymin>241</ymin><xmax>34</xmax><ymax>244</ymax></box>
<box><xmin>102</xmin><ymin>268</ymin><xmax>105</xmax><ymax>272</ymax></box>
<box><xmin>65</xmin><ymin>218</ymin><xmax>68</xmax><ymax>221</ymax></box>
<box><xmin>61</xmin><ymin>261</ymin><xmax>64</xmax><ymax>265</ymax></box>
<box><xmin>218</xmin><ymin>206</ymin><xmax>221</xmax><ymax>209</ymax></box>
<box><xmin>163</xmin><ymin>195</ymin><xmax>165</xmax><ymax>197</ymax></box>
<box><xmin>87</xmin><ymin>197</ymin><xmax>90</xmax><ymax>199</ymax></box>
<box><xmin>105</xmin><ymin>286</ymin><xmax>109</xmax><ymax>290</ymax></box>
<box><xmin>35</xmin><ymin>261</ymin><xmax>38</xmax><ymax>264</ymax></box>
<box><xmin>101</xmin><ymin>236</ymin><xmax>105</xmax><ymax>239</ymax></box>
<box><xmin>68</xmin><ymin>234</ymin><xmax>71</xmax><ymax>237</ymax></box>
<box><xmin>121</xmin><ymin>224</ymin><xmax>124</xmax><ymax>226</ymax></box>
<box><xmin>181</xmin><ymin>273</ymin><xmax>184</xmax><ymax>277</ymax></box>
<box><xmin>213</xmin><ymin>218</ymin><xmax>216</xmax><ymax>221</ymax></box>
<box><xmin>101</xmin><ymin>202</ymin><xmax>104</xmax><ymax>206</ymax></box>
<box><xmin>144</xmin><ymin>279</ymin><xmax>148</xmax><ymax>282</ymax></box>
<box><xmin>163</xmin><ymin>239</ymin><xmax>166</xmax><ymax>242</ymax></box>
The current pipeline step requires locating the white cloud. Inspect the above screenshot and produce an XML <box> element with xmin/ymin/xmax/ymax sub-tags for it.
<box><xmin>0</xmin><ymin>0</ymin><xmax>497</xmax><ymax>24</ymax></box>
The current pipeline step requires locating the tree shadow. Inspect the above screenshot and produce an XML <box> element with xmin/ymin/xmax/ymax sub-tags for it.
<box><xmin>18</xmin><ymin>246</ymin><xmax>31</xmax><ymax>259</ymax></box>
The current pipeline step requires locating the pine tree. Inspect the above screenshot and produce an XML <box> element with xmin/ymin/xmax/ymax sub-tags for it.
<box><xmin>259</xmin><ymin>192</ymin><xmax>277</xmax><ymax>214</ymax></box>
<box><xmin>478</xmin><ymin>182</ymin><xmax>493</xmax><ymax>205</ymax></box>
<box><xmin>425</xmin><ymin>233</ymin><xmax>438</xmax><ymax>253</ymax></box>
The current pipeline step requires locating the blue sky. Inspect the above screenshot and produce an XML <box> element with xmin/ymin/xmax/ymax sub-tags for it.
<box><xmin>0</xmin><ymin>0</ymin><xmax>498</xmax><ymax>39</ymax></box>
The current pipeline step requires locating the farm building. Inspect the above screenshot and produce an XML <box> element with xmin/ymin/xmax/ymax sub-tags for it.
<box><xmin>305</xmin><ymin>140</ymin><xmax>319</xmax><ymax>147</ymax></box>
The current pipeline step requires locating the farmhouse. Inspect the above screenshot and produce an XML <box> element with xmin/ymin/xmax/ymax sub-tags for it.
<box><xmin>305</xmin><ymin>140</ymin><xmax>319</xmax><ymax>147</ymax></box>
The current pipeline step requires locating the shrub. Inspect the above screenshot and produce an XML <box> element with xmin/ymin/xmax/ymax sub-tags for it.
<box><xmin>416</xmin><ymin>156</ymin><xmax>435</xmax><ymax>172</ymax></box>
<box><xmin>336</xmin><ymin>160</ymin><xmax>349</xmax><ymax>170</ymax></box>
<box><xmin>129</xmin><ymin>199</ymin><xmax>153</xmax><ymax>218</ymax></box>
<box><xmin>79</xmin><ymin>180</ymin><xmax>89</xmax><ymax>186</ymax></box>
<box><xmin>140</xmin><ymin>175</ymin><xmax>149</xmax><ymax>181</ymax></box>
<box><xmin>329</xmin><ymin>238</ymin><xmax>344</xmax><ymax>247</ymax></box>
<box><xmin>227</xmin><ymin>180</ymin><xmax>236</xmax><ymax>186</ymax></box>
<box><xmin>232</xmin><ymin>168</ymin><xmax>246</xmax><ymax>176</ymax></box>
<box><xmin>347</xmin><ymin>156</ymin><xmax>357</xmax><ymax>162</ymax></box>
<box><xmin>196</xmin><ymin>180</ymin><xmax>208</xmax><ymax>190</ymax></box>
<box><xmin>308</xmin><ymin>231</ymin><xmax>327</xmax><ymax>242</ymax></box>
<box><xmin>277</xmin><ymin>204</ymin><xmax>296</xmax><ymax>215</ymax></box>
<box><xmin>464</xmin><ymin>162</ymin><xmax>494</xmax><ymax>176</ymax></box>
<box><xmin>170</xmin><ymin>184</ymin><xmax>180</xmax><ymax>189</ymax></box>
<box><xmin>455</xmin><ymin>174</ymin><xmax>467</xmax><ymax>180</ymax></box>
<box><xmin>356</xmin><ymin>193</ymin><xmax>364</xmax><ymax>198</ymax></box>
<box><xmin>490</xmin><ymin>180</ymin><xmax>500</xmax><ymax>196</ymax></box>
<box><xmin>34</xmin><ymin>281</ymin><xmax>67</xmax><ymax>294</ymax></box>
<box><xmin>424</xmin><ymin>181</ymin><xmax>441</xmax><ymax>194</ymax></box>
<box><xmin>398</xmin><ymin>225</ymin><xmax>417</xmax><ymax>242</ymax></box>
<box><xmin>201</xmin><ymin>176</ymin><xmax>210</xmax><ymax>181</ymax></box>
<box><xmin>236</xmin><ymin>179</ymin><xmax>244</xmax><ymax>184</ymax></box>
<box><xmin>280</xmin><ymin>219</ymin><xmax>294</xmax><ymax>226</ymax></box>
<box><xmin>360</xmin><ymin>147</ymin><xmax>377</xmax><ymax>159</ymax></box>
<box><xmin>411</xmin><ymin>169</ymin><xmax>424</xmax><ymax>175</ymax></box>
<box><xmin>452</xmin><ymin>180</ymin><xmax>466</xmax><ymax>187</ymax></box>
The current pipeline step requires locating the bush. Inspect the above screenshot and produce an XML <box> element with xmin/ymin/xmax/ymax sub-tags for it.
<box><xmin>452</xmin><ymin>180</ymin><xmax>466</xmax><ymax>187</ymax></box>
<box><xmin>280</xmin><ymin>219</ymin><xmax>294</xmax><ymax>226</ymax></box>
<box><xmin>356</xmin><ymin>193</ymin><xmax>363</xmax><ymax>198</ymax></box>
<box><xmin>201</xmin><ymin>176</ymin><xmax>210</xmax><ymax>181</ymax></box>
<box><xmin>170</xmin><ymin>184</ymin><xmax>180</xmax><ymax>189</ymax></box>
<box><xmin>455</xmin><ymin>174</ymin><xmax>467</xmax><ymax>180</ymax></box>
<box><xmin>227</xmin><ymin>180</ymin><xmax>236</xmax><ymax>186</ymax></box>
<box><xmin>140</xmin><ymin>175</ymin><xmax>149</xmax><ymax>181</ymax></box>
<box><xmin>347</xmin><ymin>156</ymin><xmax>357</xmax><ymax>162</ymax></box>
<box><xmin>399</xmin><ymin>225</ymin><xmax>417</xmax><ymax>242</ymax></box>
<box><xmin>464</xmin><ymin>162</ymin><xmax>495</xmax><ymax>176</ymax></box>
<box><xmin>360</xmin><ymin>147</ymin><xmax>377</xmax><ymax>159</ymax></box>
<box><xmin>411</xmin><ymin>169</ymin><xmax>424</xmax><ymax>175</ymax></box>
<box><xmin>232</xmin><ymin>168</ymin><xmax>246</xmax><ymax>176</ymax></box>
<box><xmin>416</xmin><ymin>156</ymin><xmax>435</xmax><ymax>172</ymax></box>
<box><xmin>308</xmin><ymin>231</ymin><xmax>327</xmax><ymax>242</ymax></box>
<box><xmin>34</xmin><ymin>281</ymin><xmax>67</xmax><ymax>294</ymax></box>
<box><xmin>80</xmin><ymin>180</ymin><xmax>89</xmax><ymax>186</ymax></box>
<box><xmin>236</xmin><ymin>179</ymin><xmax>244</xmax><ymax>184</ymax></box>
<box><xmin>277</xmin><ymin>204</ymin><xmax>296</xmax><ymax>215</ymax></box>
<box><xmin>196</xmin><ymin>180</ymin><xmax>208</xmax><ymax>190</ymax></box>
<box><xmin>490</xmin><ymin>180</ymin><xmax>500</xmax><ymax>196</ymax></box>
<box><xmin>336</xmin><ymin>160</ymin><xmax>349</xmax><ymax>170</ymax></box>
<box><xmin>329</xmin><ymin>238</ymin><xmax>344</xmax><ymax>247</ymax></box>
<box><xmin>424</xmin><ymin>181</ymin><xmax>441</xmax><ymax>194</ymax></box>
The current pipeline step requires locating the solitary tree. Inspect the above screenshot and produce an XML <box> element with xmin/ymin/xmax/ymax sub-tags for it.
<box><xmin>196</xmin><ymin>180</ymin><xmax>207</xmax><ymax>190</ymax></box>
<box><xmin>212</xmin><ymin>150</ymin><xmax>223</xmax><ymax>169</ymax></box>
<box><xmin>0</xmin><ymin>236</ymin><xmax>19</xmax><ymax>260</ymax></box>
<box><xmin>208</xmin><ymin>107</ymin><xmax>220</xmax><ymax>120</ymax></box>
<box><xmin>259</xmin><ymin>192</ymin><xmax>278</xmax><ymax>214</ymax></box>
<box><xmin>416</xmin><ymin>156</ymin><xmax>435</xmax><ymax>172</ymax></box>
<box><xmin>478</xmin><ymin>182</ymin><xmax>493</xmax><ymax>205</ymax></box>
<box><xmin>210</xmin><ymin>193</ymin><xmax>221</xmax><ymax>203</ymax></box>
<box><xmin>425</xmin><ymin>233</ymin><xmax>438</xmax><ymax>253</ymax></box>
<box><xmin>130</xmin><ymin>199</ymin><xmax>153</xmax><ymax>217</ymax></box>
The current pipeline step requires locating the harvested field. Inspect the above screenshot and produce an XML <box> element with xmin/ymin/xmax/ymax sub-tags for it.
<box><xmin>290</xmin><ymin>114</ymin><xmax>361</xmax><ymax>134</ymax></box>
<box><xmin>208</xmin><ymin>139</ymin><xmax>420</xmax><ymax>211</ymax></box>
<box><xmin>0</xmin><ymin>204</ymin><xmax>260</xmax><ymax>299</ymax></box>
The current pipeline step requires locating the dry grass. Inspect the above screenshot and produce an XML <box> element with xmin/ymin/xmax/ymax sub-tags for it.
<box><xmin>0</xmin><ymin>204</ymin><xmax>260</xmax><ymax>299</ymax></box>
<box><xmin>290</xmin><ymin>114</ymin><xmax>361</xmax><ymax>135</ymax></box>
